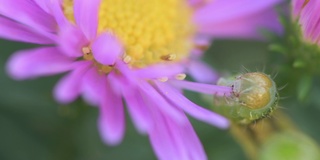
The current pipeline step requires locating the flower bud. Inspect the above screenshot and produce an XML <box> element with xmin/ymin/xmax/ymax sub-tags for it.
<box><xmin>215</xmin><ymin>72</ymin><xmax>279</xmax><ymax>124</ymax></box>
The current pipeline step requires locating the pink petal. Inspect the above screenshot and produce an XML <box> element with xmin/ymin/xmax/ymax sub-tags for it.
<box><xmin>81</xmin><ymin>68</ymin><xmax>126</xmax><ymax>144</ymax></box>
<box><xmin>198</xmin><ymin>8</ymin><xmax>282</xmax><ymax>39</ymax></box>
<box><xmin>54</xmin><ymin>61</ymin><xmax>91</xmax><ymax>104</ymax></box>
<box><xmin>0</xmin><ymin>0</ymin><xmax>56</xmax><ymax>32</ymax></box>
<box><xmin>292</xmin><ymin>0</ymin><xmax>304</xmax><ymax>18</ymax></box>
<box><xmin>0</xmin><ymin>17</ymin><xmax>55</xmax><ymax>44</ymax></box>
<box><xmin>298</xmin><ymin>0</ymin><xmax>320</xmax><ymax>44</ymax></box>
<box><xmin>91</xmin><ymin>33</ymin><xmax>123</xmax><ymax>65</ymax></box>
<box><xmin>58</xmin><ymin>25</ymin><xmax>88</xmax><ymax>57</ymax></box>
<box><xmin>81</xmin><ymin>68</ymin><xmax>105</xmax><ymax>106</ymax></box>
<box><xmin>134</xmin><ymin>63</ymin><xmax>185</xmax><ymax>79</ymax></box>
<box><xmin>82</xmin><ymin>69</ymin><xmax>126</xmax><ymax>145</ymax></box>
<box><xmin>33</xmin><ymin>0</ymin><xmax>52</xmax><ymax>13</ymax></box>
<box><xmin>82</xmin><ymin>91</ymin><xmax>99</xmax><ymax>106</ymax></box>
<box><xmin>182</xmin><ymin>122</ymin><xmax>207</xmax><ymax>160</ymax></box>
<box><xmin>194</xmin><ymin>0</ymin><xmax>281</xmax><ymax>24</ymax></box>
<box><xmin>187</xmin><ymin>60</ymin><xmax>219</xmax><ymax>83</ymax></box>
<box><xmin>114</xmin><ymin>61</ymin><xmax>138</xmax><ymax>84</ymax></box>
<box><xmin>49</xmin><ymin>0</ymin><xmax>69</xmax><ymax>28</ymax></box>
<box><xmin>194</xmin><ymin>0</ymin><xmax>283</xmax><ymax>38</ymax></box>
<box><xmin>188</xmin><ymin>0</ymin><xmax>211</xmax><ymax>8</ymax></box>
<box><xmin>149</xmin><ymin>109</ymin><xmax>207</xmax><ymax>160</ymax></box>
<box><xmin>167</xmin><ymin>116</ymin><xmax>207</xmax><ymax>160</ymax></box>
<box><xmin>120</xmin><ymin>80</ymin><xmax>153</xmax><ymax>133</ymax></box>
<box><xmin>149</xmin><ymin>109</ymin><xmax>186</xmax><ymax>160</ymax></box>
<box><xmin>169</xmin><ymin>80</ymin><xmax>232</xmax><ymax>96</ymax></box>
<box><xmin>164</xmin><ymin>116</ymin><xmax>191</xmax><ymax>160</ymax></box>
<box><xmin>98</xmin><ymin>76</ymin><xmax>125</xmax><ymax>145</ymax></box>
<box><xmin>139</xmin><ymin>81</ymin><xmax>186</xmax><ymax>124</ymax></box>
<box><xmin>191</xmin><ymin>35</ymin><xmax>212</xmax><ymax>57</ymax></box>
<box><xmin>74</xmin><ymin>0</ymin><xmax>101</xmax><ymax>40</ymax></box>
<box><xmin>155</xmin><ymin>81</ymin><xmax>229</xmax><ymax>129</ymax></box>
<box><xmin>6</xmin><ymin>47</ymin><xmax>74</xmax><ymax>80</ymax></box>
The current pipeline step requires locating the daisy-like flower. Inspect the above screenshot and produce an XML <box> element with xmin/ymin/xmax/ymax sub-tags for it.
<box><xmin>0</xmin><ymin>0</ymin><xmax>282</xmax><ymax>159</ymax></box>
<box><xmin>292</xmin><ymin>0</ymin><xmax>320</xmax><ymax>45</ymax></box>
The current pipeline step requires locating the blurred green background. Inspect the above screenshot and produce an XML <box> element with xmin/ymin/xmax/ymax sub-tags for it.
<box><xmin>1</xmin><ymin>38</ymin><xmax>320</xmax><ymax>160</ymax></box>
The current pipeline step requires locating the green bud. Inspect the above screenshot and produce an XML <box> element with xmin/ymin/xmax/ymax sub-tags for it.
<box><xmin>213</xmin><ymin>72</ymin><xmax>279</xmax><ymax>125</ymax></box>
<box><xmin>259</xmin><ymin>131</ymin><xmax>320</xmax><ymax>160</ymax></box>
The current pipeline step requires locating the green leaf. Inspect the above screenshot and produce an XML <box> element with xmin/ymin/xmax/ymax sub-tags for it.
<box><xmin>297</xmin><ymin>75</ymin><xmax>313</xmax><ymax>102</ymax></box>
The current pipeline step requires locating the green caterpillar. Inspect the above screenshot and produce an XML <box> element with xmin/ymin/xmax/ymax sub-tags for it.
<box><xmin>213</xmin><ymin>72</ymin><xmax>279</xmax><ymax>125</ymax></box>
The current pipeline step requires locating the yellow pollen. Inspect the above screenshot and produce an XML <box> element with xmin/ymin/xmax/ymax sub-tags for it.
<box><xmin>160</xmin><ymin>54</ymin><xmax>177</xmax><ymax>61</ymax></box>
<box><xmin>63</xmin><ymin>0</ymin><xmax>195</xmax><ymax>68</ymax></box>
<box><xmin>158</xmin><ymin>77</ymin><xmax>169</xmax><ymax>82</ymax></box>
<box><xmin>81</xmin><ymin>46</ymin><xmax>114</xmax><ymax>74</ymax></box>
<box><xmin>82</xmin><ymin>47</ymin><xmax>94</xmax><ymax>61</ymax></box>
<box><xmin>175</xmin><ymin>73</ymin><xmax>187</xmax><ymax>80</ymax></box>
<box><xmin>123</xmin><ymin>55</ymin><xmax>132</xmax><ymax>64</ymax></box>
<box><xmin>99</xmin><ymin>65</ymin><xmax>113</xmax><ymax>73</ymax></box>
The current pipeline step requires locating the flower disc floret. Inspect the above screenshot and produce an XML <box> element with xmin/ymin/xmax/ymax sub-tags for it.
<box><xmin>64</xmin><ymin>0</ymin><xmax>195</xmax><ymax>68</ymax></box>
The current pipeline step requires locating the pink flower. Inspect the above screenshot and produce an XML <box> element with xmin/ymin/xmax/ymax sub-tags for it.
<box><xmin>194</xmin><ymin>0</ymin><xmax>283</xmax><ymax>39</ymax></box>
<box><xmin>292</xmin><ymin>0</ymin><xmax>320</xmax><ymax>45</ymax></box>
<box><xmin>0</xmin><ymin>0</ymin><xmax>282</xmax><ymax>159</ymax></box>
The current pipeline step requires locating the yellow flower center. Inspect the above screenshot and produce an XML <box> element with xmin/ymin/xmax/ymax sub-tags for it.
<box><xmin>63</xmin><ymin>0</ymin><xmax>195</xmax><ymax>69</ymax></box>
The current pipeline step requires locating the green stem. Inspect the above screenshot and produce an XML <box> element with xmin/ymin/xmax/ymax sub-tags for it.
<box><xmin>230</xmin><ymin>111</ymin><xmax>291</xmax><ymax>159</ymax></box>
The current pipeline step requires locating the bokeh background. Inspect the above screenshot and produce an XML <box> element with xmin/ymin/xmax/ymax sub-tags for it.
<box><xmin>1</xmin><ymin>36</ymin><xmax>320</xmax><ymax>160</ymax></box>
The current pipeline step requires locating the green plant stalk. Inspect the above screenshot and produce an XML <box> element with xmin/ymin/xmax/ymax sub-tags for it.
<box><xmin>229</xmin><ymin>111</ymin><xmax>320</xmax><ymax>160</ymax></box>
